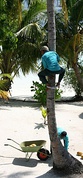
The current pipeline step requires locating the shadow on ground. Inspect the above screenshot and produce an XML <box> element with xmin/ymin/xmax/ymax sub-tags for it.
<box><xmin>79</xmin><ymin>113</ymin><xmax>83</xmax><ymax>119</ymax></box>
<box><xmin>13</xmin><ymin>157</ymin><xmax>52</xmax><ymax>167</ymax></box>
<box><xmin>36</xmin><ymin>169</ymin><xmax>83</xmax><ymax>178</ymax></box>
<box><xmin>34</xmin><ymin>123</ymin><xmax>46</xmax><ymax>129</ymax></box>
<box><xmin>0</xmin><ymin>97</ymin><xmax>83</xmax><ymax>109</ymax></box>
<box><xmin>2</xmin><ymin>171</ymin><xmax>32</xmax><ymax>178</ymax></box>
<box><xmin>0</xmin><ymin>98</ymin><xmax>41</xmax><ymax>109</ymax></box>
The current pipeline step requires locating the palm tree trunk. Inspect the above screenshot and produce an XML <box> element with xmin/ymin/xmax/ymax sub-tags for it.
<box><xmin>47</xmin><ymin>0</ymin><xmax>82</xmax><ymax>172</ymax></box>
<box><xmin>47</xmin><ymin>0</ymin><xmax>56</xmax><ymax>51</ymax></box>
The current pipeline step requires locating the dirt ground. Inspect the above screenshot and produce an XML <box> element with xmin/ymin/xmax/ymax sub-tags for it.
<box><xmin>0</xmin><ymin>98</ymin><xmax>83</xmax><ymax>178</ymax></box>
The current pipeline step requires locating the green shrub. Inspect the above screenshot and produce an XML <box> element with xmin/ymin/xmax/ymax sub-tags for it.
<box><xmin>31</xmin><ymin>81</ymin><xmax>63</xmax><ymax>105</ymax></box>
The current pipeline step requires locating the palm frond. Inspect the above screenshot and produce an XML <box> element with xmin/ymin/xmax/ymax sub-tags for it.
<box><xmin>16</xmin><ymin>23</ymin><xmax>44</xmax><ymax>40</ymax></box>
<box><xmin>61</xmin><ymin>0</ymin><xmax>68</xmax><ymax>24</ymax></box>
<box><xmin>0</xmin><ymin>74</ymin><xmax>13</xmax><ymax>80</ymax></box>
<box><xmin>0</xmin><ymin>90</ymin><xmax>9</xmax><ymax>100</ymax></box>
<box><xmin>65</xmin><ymin>0</ymin><xmax>77</xmax><ymax>9</ymax></box>
<box><xmin>21</xmin><ymin>0</ymin><xmax>46</xmax><ymax>26</ymax></box>
<box><xmin>16</xmin><ymin>22</ymin><xmax>45</xmax><ymax>71</ymax></box>
<box><xmin>70</xmin><ymin>0</ymin><xmax>83</xmax><ymax>23</ymax></box>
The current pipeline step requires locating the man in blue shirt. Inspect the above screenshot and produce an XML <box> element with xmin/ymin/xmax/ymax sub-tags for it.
<box><xmin>38</xmin><ymin>46</ymin><xmax>65</xmax><ymax>88</ymax></box>
<box><xmin>57</xmin><ymin>127</ymin><xmax>69</xmax><ymax>150</ymax></box>
<box><xmin>50</xmin><ymin>127</ymin><xmax>69</xmax><ymax>154</ymax></box>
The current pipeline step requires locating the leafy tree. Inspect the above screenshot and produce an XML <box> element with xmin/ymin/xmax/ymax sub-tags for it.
<box><xmin>64</xmin><ymin>67</ymin><xmax>83</xmax><ymax>98</ymax></box>
<box><xmin>0</xmin><ymin>0</ymin><xmax>46</xmax><ymax>91</ymax></box>
<box><xmin>16</xmin><ymin>0</ymin><xmax>47</xmax><ymax>74</ymax></box>
<box><xmin>0</xmin><ymin>0</ymin><xmax>22</xmax><ymax>90</ymax></box>
<box><xmin>42</xmin><ymin>0</ymin><xmax>83</xmax><ymax>93</ymax></box>
<box><xmin>56</xmin><ymin>0</ymin><xmax>83</xmax><ymax>91</ymax></box>
<box><xmin>0</xmin><ymin>0</ymin><xmax>82</xmax><ymax>94</ymax></box>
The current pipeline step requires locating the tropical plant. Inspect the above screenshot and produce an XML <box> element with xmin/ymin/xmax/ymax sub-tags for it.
<box><xmin>64</xmin><ymin>67</ymin><xmax>83</xmax><ymax>98</ymax></box>
<box><xmin>0</xmin><ymin>73</ymin><xmax>13</xmax><ymax>91</ymax></box>
<box><xmin>0</xmin><ymin>0</ymin><xmax>22</xmax><ymax>90</ymax></box>
<box><xmin>40</xmin><ymin>106</ymin><xmax>47</xmax><ymax>124</ymax></box>
<box><xmin>0</xmin><ymin>74</ymin><xmax>12</xmax><ymax>100</ymax></box>
<box><xmin>31</xmin><ymin>81</ymin><xmax>46</xmax><ymax>105</ymax></box>
<box><xmin>56</xmin><ymin>0</ymin><xmax>83</xmax><ymax>91</ymax></box>
<box><xmin>0</xmin><ymin>0</ymin><xmax>46</xmax><ymax>91</ymax></box>
<box><xmin>31</xmin><ymin>81</ymin><xmax>62</xmax><ymax>105</ymax></box>
<box><xmin>0</xmin><ymin>90</ymin><xmax>9</xmax><ymax>100</ymax></box>
<box><xmin>42</xmin><ymin>0</ymin><xmax>83</xmax><ymax>93</ymax></box>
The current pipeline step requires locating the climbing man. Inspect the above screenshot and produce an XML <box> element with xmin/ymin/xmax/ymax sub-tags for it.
<box><xmin>38</xmin><ymin>46</ymin><xmax>65</xmax><ymax>88</ymax></box>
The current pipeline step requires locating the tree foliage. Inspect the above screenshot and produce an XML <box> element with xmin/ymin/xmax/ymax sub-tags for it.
<box><xmin>0</xmin><ymin>0</ymin><xmax>46</xmax><ymax>90</ymax></box>
<box><xmin>0</xmin><ymin>0</ymin><xmax>83</xmax><ymax>93</ymax></box>
<box><xmin>31</xmin><ymin>81</ymin><xmax>62</xmax><ymax>105</ymax></box>
<box><xmin>64</xmin><ymin>68</ymin><xmax>83</xmax><ymax>97</ymax></box>
<box><xmin>56</xmin><ymin>0</ymin><xmax>83</xmax><ymax>91</ymax></box>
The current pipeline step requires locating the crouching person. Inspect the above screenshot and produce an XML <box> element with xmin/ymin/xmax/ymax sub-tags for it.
<box><xmin>50</xmin><ymin>127</ymin><xmax>69</xmax><ymax>154</ymax></box>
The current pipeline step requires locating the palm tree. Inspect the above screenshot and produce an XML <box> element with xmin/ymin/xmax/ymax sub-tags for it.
<box><xmin>46</xmin><ymin>0</ymin><xmax>82</xmax><ymax>173</ymax></box>
<box><xmin>16</xmin><ymin>0</ymin><xmax>47</xmax><ymax>71</ymax></box>
<box><xmin>42</xmin><ymin>0</ymin><xmax>83</xmax><ymax>92</ymax></box>
<box><xmin>56</xmin><ymin>0</ymin><xmax>83</xmax><ymax>91</ymax></box>
<box><xmin>0</xmin><ymin>0</ymin><xmax>46</xmax><ymax>91</ymax></box>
